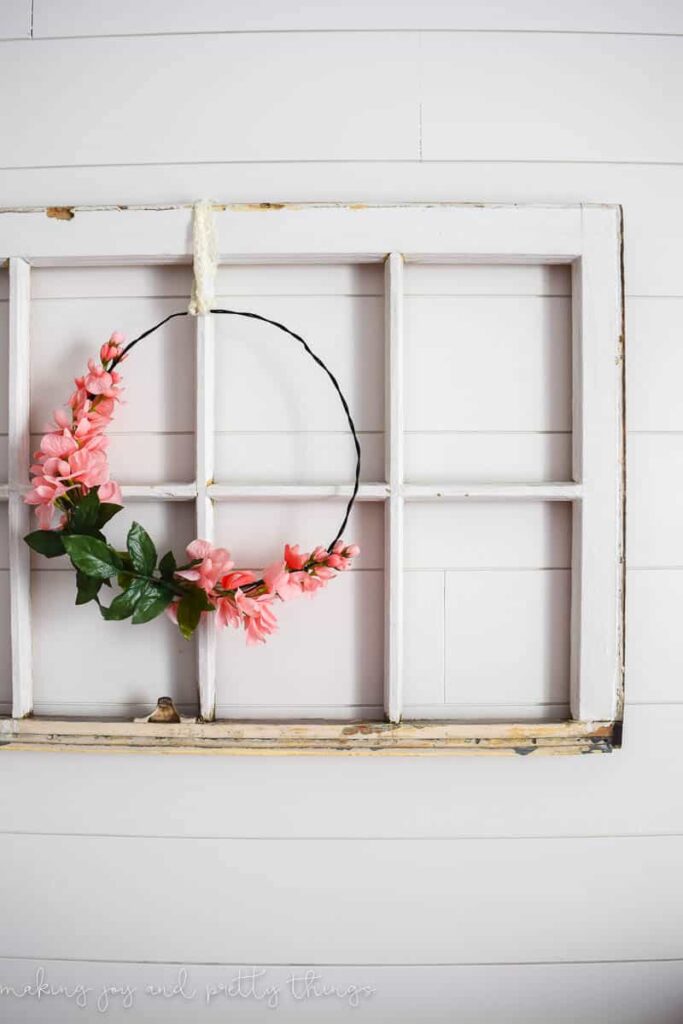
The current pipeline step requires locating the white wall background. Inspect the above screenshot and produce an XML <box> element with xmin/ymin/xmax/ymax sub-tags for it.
<box><xmin>1</xmin><ymin>1</ymin><xmax>683</xmax><ymax>1021</ymax></box>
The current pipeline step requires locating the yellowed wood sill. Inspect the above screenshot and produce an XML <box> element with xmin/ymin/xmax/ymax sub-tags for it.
<box><xmin>0</xmin><ymin>718</ymin><xmax>620</xmax><ymax>756</ymax></box>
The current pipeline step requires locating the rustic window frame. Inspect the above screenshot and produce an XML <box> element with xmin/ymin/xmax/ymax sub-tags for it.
<box><xmin>0</xmin><ymin>202</ymin><xmax>624</xmax><ymax>755</ymax></box>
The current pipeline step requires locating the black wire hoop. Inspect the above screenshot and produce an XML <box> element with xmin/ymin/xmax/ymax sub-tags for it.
<box><xmin>111</xmin><ymin>308</ymin><xmax>362</xmax><ymax>552</ymax></box>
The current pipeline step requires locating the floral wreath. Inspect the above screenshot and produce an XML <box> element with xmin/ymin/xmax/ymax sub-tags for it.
<box><xmin>24</xmin><ymin>309</ymin><xmax>360</xmax><ymax>645</ymax></box>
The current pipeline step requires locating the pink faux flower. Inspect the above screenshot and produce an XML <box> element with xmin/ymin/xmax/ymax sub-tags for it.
<box><xmin>215</xmin><ymin>596</ymin><xmax>241</xmax><ymax>629</ymax></box>
<box><xmin>40</xmin><ymin>429</ymin><xmax>78</xmax><ymax>459</ymax></box>
<box><xmin>221</xmin><ymin>570</ymin><xmax>257</xmax><ymax>590</ymax></box>
<box><xmin>25</xmin><ymin>335</ymin><xmax>124</xmax><ymax>527</ymax></box>
<box><xmin>262</xmin><ymin>559</ymin><xmax>290</xmax><ymax>599</ymax></box>
<box><xmin>175</xmin><ymin>539</ymin><xmax>235</xmax><ymax>594</ymax></box>
<box><xmin>235</xmin><ymin>590</ymin><xmax>279</xmax><ymax>645</ymax></box>
<box><xmin>99</xmin><ymin>480</ymin><xmax>122</xmax><ymax>504</ymax></box>
<box><xmin>284</xmin><ymin>544</ymin><xmax>308</xmax><ymax>570</ymax></box>
<box><xmin>100</xmin><ymin>332</ymin><xmax>124</xmax><ymax>364</ymax></box>
<box><xmin>68</xmin><ymin>448</ymin><xmax>110</xmax><ymax>489</ymax></box>
<box><xmin>52</xmin><ymin>407</ymin><xmax>71</xmax><ymax>430</ymax></box>
<box><xmin>35</xmin><ymin>503</ymin><xmax>56</xmax><ymax>530</ymax></box>
<box><xmin>25</xmin><ymin>476</ymin><xmax>67</xmax><ymax>529</ymax></box>
<box><xmin>25</xmin><ymin>330</ymin><xmax>360</xmax><ymax>651</ymax></box>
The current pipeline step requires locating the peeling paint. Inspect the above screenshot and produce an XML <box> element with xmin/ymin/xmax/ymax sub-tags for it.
<box><xmin>224</xmin><ymin>202</ymin><xmax>288</xmax><ymax>213</ymax></box>
<box><xmin>46</xmin><ymin>206</ymin><xmax>75</xmax><ymax>221</ymax></box>
<box><xmin>341</xmin><ymin>722</ymin><xmax>390</xmax><ymax>737</ymax></box>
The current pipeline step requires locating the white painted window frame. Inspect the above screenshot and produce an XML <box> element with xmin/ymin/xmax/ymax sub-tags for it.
<box><xmin>0</xmin><ymin>203</ymin><xmax>624</xmax><ymax>755</ymax></box>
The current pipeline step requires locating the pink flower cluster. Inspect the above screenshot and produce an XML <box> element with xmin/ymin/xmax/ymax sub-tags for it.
<box><xmin>167</xmin><ymin>538</ymin><xmax>360</xmax><ymax>645</ymax></box>
<box><xmin>25</xmin><ymin>334</ymin><xmax>125</xmax><ymax>528</ymax></box>
<box><xmin>26</xmin><ymin>330</ymin><xmax>359</xmax><ymax>646</ymax></box>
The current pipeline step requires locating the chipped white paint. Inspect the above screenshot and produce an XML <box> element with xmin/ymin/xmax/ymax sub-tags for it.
<box><xmin>8</xmin><ymin>257</ymin><xmax>32</xmax><ymax>719</ymax></box>
<box><xmin>0</xmin><ymin>715</ymin><xmax>617</xmax><ymax>756</ymax></box>
<box><xmin>0</xmin><ymin>202</ymin><xmax>623</xmax><ymax>751</ymax></box>
<box><xmin>402</xmin><ymin>483</ymin><xmax>582</xmax><ymax>501</ymax></box>
<box><xmin>385</xmin><ymin>252</ymin><xmax>404</xmax><ymax>723</ymax></box>
<box><xmin>207</xmin><ymin>483</ymin><xmax>388</xmax><ymax>501</ymax></box>
<box><xmin>570</xmin><ymin>207</ymin><xmax>624</xmax><ymax>721</ymax></box>
<box><xmin>195</xmin><ymin>313</ymin><xmax>216</xmax><ymax>721</ymax></box>
<box><xmin>121</xmin><ymin>483</ymin><xmax>198</xmax><ymax>500</ymax></box>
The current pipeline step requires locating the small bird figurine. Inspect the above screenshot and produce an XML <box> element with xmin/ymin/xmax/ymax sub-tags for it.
<box><xmin>135</xmin><ymin>696</ymin><xmax>181</xmax><ymax>724</ymax></box>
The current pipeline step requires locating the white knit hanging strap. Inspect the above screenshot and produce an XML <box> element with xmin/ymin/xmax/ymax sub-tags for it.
<box><xmin>188</xmin><ymin>200</ymin><xmax>217</xmax><ymax>316</ymax></box>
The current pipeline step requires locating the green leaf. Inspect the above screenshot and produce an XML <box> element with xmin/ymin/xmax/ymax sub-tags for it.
<box><xmin>176</xmin><ymin>588</ymin><xmax>215</xmax><ymax>639</ymax></box>
<box><xmin>158</xmin><ymin>550</ymin><xmax>177</xmax><ymax>580</ymax></box>
<box><xmin>176</xmin><ymin>594</ymin><xmax>201</xmax><ymax>640</ymax></box>
<box><xmin>131</xmin><ymin>582</ymin><xmax>173</xmax><ymax>624</ymax></box>
<box><xmin>176</xmin><ymin>585</ymin><xmax>215</xmax><ymax>613</ymax></box>
<box><xmin>75</xmin><ymin>571</ymin><xmax>103</xmax><ymax>606</ymax></box>
<box><xmin>62</xmin><ymin>534</ymin><xmax>121</xmax><ymax>580</ymax></box>
<box><xmin>99</xmin><ymin>579</ymin><xmax>147</xmax><ymax>621</ymax></box>
<box><xmin>127</xmin><ymin>521</ymin><xmax>157</xmax><ymax>575</ymax></box>
<box><xmin>117</xmin><ymin>571</ymin><xmax>135</xmax><ymax>591</ymax></box>
<box><xmin>97</xmin><ymin>503</ymin><xmax>123</xmax><ymax>528</ymax></box>
<box><xmin>24</xmin><ymin>530</ymin><xmax>66</xmax><ymax>558</ymax></box>
<box><xmin>195</xmin><ymin>589</ymin><xmax>215</xmax><ymax>612</ymax></box>
<box><xmin>70</xmin><ymin>489</ymin><xmax>100</xmax><ymax>533</ymax></box>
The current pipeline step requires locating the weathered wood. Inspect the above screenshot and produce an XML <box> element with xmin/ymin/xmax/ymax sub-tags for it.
<box><xmin>570</xmin><ymin>206</ymin><xmax>624</xmax><ymax>721</ymax></box>
<box><xmin>208</xmin><ymin>483</ymin><xmax>388</xmax><ymax>500</ymax></box>
<box><xmin>0</xmin><ymin>203</ymin><xmax>584</xmax><ymax>265</ymax></box>
<box><xmin>384</xmin><ymin>253</ymin><xmax>404</xmax><ymax>723</ymax></box>
<box><xmin>0</xmin><ymin>203</ymin><xmax>625</xmax><ymax>750</ymax></box>
<box><xmin>121</xmin><ymin>483</ymin><xmax>197</xmax><ymax>500</ymax></box>
<box><xmin>8</xmin><ymin>257</ymin><xmax>32</xmax><ymax>719</ymax></box>
<box><xmin>403</xmin><ymin>483</ymin><xmax>581</xmax><ymax>501</ymax></box>
<box><xmin>31</xmin><ymin>0</ymin><xmax>683</xmax><ymax>36</ymax></box>
<box><xmin>0</xmin><ymin>716</ymin><xmax>617</xmax><ymax>755</ymax></box>
<box><xmin>195</xmin><ymin>313</ymin><xmax>216</xmax><ymax>721</ymax></box>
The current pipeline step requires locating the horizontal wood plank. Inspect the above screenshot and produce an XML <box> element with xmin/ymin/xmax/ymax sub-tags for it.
<box><xmin>405</xmin><ymin>262</ymin><xmax>571</xmax><ymax>297</ymax></box>
<box><xmin>28</xmin><ymin>263</ymin><xmax>384</xmax><ymax>298</ymax></box>
<box><xmin>30</xmin><ymin>570</ymin><xmax>198</xmax><ymax>713</ymax></box>
<box><xmin>30</xmin><ymin>296</ymin><xmax>195</xmax><ymax>433</ymax></box>
<box><xmin>0</xmin><ymin>705</ymin><xmax>674</xmax><ymax>839</ymax></box>
<box><xmin>213</xmin><ymin>499</ymin><xmax>384</xmax><ymax>568</ymax></box>
<box><xmin>444</xmin><ymin>569</ymin><xmax>570</xmax><ymax>706</ymax></box>
<box><xmin>405</xmin><ymin>432</ymin><xmax>572</xmax><ymax>484</ymax></box>
<box><xmin>0</xmin><ymin>957</ymin><xmax>682</xmax><ymax>1023</ymax></box>
<box><xmin>2</xmin><ymin>830</ymin><xmax>682</xmax><ymax>963</ymax></box>
<box><xmin>627</xmin><ymin>434</ymin><xmax>683</xmax><ymax>566</ymax></box>
<box><xmin>421</xmin><ymin>34</ymin><xmax>683</xmax><ymax>163</ymax></box>
<box><xmin>215</xmin><ymin>571</ymin><xmax>384</xmax><ymax>713</ymax></box>
<box><xmin>31</xmin><ymin>0</ymin><xmax>683</xmax><ymax>36</ymax></box>
<box><xmin>404</xmin><ymin>501</ymin><xmax>572</xmax><ymax>569</ymax></box>
<box><xmin>405</xmin><ymin>294</ymin><xmax>572</xmax><ymax>432</ymax></box>
<box><xmin>0</xmin><ymin>0</ymin><xmax>29</xmax><ymax>38</ymax></box>
<box><xmin>213</xmin><ymin>293</ymin><xmax>384</xmax><ymax>432</ymax></box>
<box><xmin>215</xmin><ymin>433</ymin><xmax>385</xmax><ymax>485</ymax></box>
<box><xmin>627</xmin><ymin>297</ymin><xmax>683</xmax><ymax>431</ymax></box>
<box><xmin>0</xmin><ymin>35</ymin><xmax>420</xmax><ymax>165</ymax></box>
<box><xmin>626</xmin><ymin>569</ymin><xmax>683</xmax><ymax>703</ymax></box>
<box><xmin>1</xmin><ymin>166</ymin><xmax>673</xmax><ymax>296</ymax></box>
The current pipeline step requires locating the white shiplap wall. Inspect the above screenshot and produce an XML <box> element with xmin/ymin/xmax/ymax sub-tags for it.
<box><xmin>1</xmin><ymin>2</ymin><xmax>682</xmax><ymax>1021</ymax></box>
